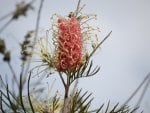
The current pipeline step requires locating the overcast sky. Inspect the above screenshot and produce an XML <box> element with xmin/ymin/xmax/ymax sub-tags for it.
<box><xmin>0</xmin><ymin>0</ymin><xmax>150</xmax><ymax>112</ymax></box>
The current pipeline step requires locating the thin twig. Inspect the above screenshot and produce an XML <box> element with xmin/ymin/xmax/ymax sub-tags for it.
<box><xmin>59</xmin><ymin>72</ymin><xmax>66</xmax><ymax>88</ymax></box>
<box><xmin>6</xmin><ymin>85</ymin><xmax>17</xmax><ymax>113</ymax></box>
<box><xmin>20</xmin><ymin>62</ymin><xmax>26</xmax><ymax>87</ymax></box>
<box><xmin>134</xmin><ymin>73</ymin><xmax>150</xmax><ymax>109</ymax></box>
<box><xmin>24</xmin><ymin>0</ymin><xmax>44</xmax><ymax>79</ymax></box>
<box><xmin>0</xmin><ymin>76</ymin><xmax>18</xmax><ymax>102</ymax></box>
<box><xmin>0</xmin><ymin>12</ymin><xmax>14</xmax><ymax>22</ymax></box>
<box><xmin>0</xmin><ymin>0</ymin><xmax>36</xmax><ymax>33</ymax></box>
<box><xmin>120</xmin><ymin>73</ymin><xmax>150</xmax><ymax>109</ymax></box>
<box><xmin>88</xmin><ymin>31</ymin><xmax>112</xmax><ymax>59</ymax></box>
<box><xmin>0</xmin><ymin>90</ymin><xmax>11</xmax><ymax>108</ymax></box>
<box><xmin>0</xmin><ymin>19</ymin><xmax>13</xmax><ymax>33</ymax></box>
<box><xmin>75</xmin><ymin>0</ymin><xmax>81</xmax><ymax>16</ymax></box>
<box><xmin>19</xmin><ymin>68</ymin><xmax>27</xmax><ymax>113</ymax></box>
<box><xmin>27</xmin><ymin>71</ymin><xmax>35</xmax><ymax>113</ymax></box>
<box><xmin>72</xmin><ymin>79</ymin><xmax>79</xmax><ymax>95</ymax></box>
<box><xmin>19</xmin><ymin>0</ymin><xmax>38</xmax><ymax>87</ymax></box>
<box><xmin>33</xmin><ymin>0</ymin><xmax>44</xmax><ymax>45</ymax></box>
<box><xmin>7</xmin><ymin>62</ymin><xmax>19</xmax><ymax>87</ymax></box>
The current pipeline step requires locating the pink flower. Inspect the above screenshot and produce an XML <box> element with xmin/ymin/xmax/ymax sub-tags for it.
<box><xmin>57</xmin><ymin>16</ymin><xmax>82</xmax><ymax>72</ymax></box>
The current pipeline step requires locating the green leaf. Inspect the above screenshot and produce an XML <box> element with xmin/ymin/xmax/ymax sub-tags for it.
<box><xmin>27</xmin><ymin>72</ymin><xmax>35</xmax><ymax>113</ymax></box>
<box><xmin>19</xmin><ymin>73</ymin><xmax>27</xmax><ymax>113</ymax></box>
<box><xmin>6</xmin><ymin>85</ymin><xmax>17</xmax><ymax>113</ymax></box>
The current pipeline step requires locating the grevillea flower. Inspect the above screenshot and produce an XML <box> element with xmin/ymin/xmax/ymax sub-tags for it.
<box><xmin>57</xmin><ymin>16</ymin><xmax>83</xmax><ymax>71</ymax></box>
<box><xmin>34</xmin><ymin>4</ymin><xmax>99</xmax><ymax>73</ymax></box>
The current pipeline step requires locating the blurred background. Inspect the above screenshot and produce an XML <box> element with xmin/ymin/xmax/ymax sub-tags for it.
<box><xmin>0</xmin><ymin>0</ymin><xmax>150</xmax><ymax>112</ymax></box>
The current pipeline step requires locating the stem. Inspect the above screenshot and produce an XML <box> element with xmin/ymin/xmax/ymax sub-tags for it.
<box><xmin>62</xmin><ymin>73</ymin><xmax>71</xmax><ymax>113</ymax></box>
<box><xmin>65</xmin><ymin>75</ymin><xmax>70</xmax><ymax>98</ymax></box>
<box><xmin>20</xmin><ymin>62</ymin><xmax>26</xmax><ymax>89</ymax></box>
<box><xmin>6</xmin><ymin>85</ymin><xmax>17</xmax><ymax>113</ymax></box>
<box><xmin>24</xmin><ymin>0</ymin><xmax>44</xmax><ymax>77</ymax></box>
<box><xmin>88</xmin><ymin>31</ymin><xmax>112</xmax><ymax>59</ymax></box>
<box><xmin>134</xmin><ymin>74</ymin><xmax>150</xmax><ymax>109</ymax></box>
<box><xmin>119</xmin><ymin>73</ymin><xmax>150</xmax><ymax>109</ymax></box>
<box><xmin>72</xmin><ymin>79</ymin><xmax>79</xmax><ymax>95</ymax></box>
<box><xmin>7</xmin><ymin>62</ymin><xmax>19</xmax><ymax>88</ymax></box>
<box><xmin>0</xmin><ymin>19</ymin><xmax>13</xmax><ymax>33</ymax></box>
<box><xmin>75</xmin><ymin>0</ymin><xmax>81</xmax><ymax>16</ymax></box>
<box><xmin>0</xmin><ymin>11</ymin><xmax>14</xmax><ymax>21</ymax></box>
<box><xmin>59</xmin><ymin>72</ymin><xmax>66</xmax><ymax>88</ymax></box>
<box><xmin>28</xmin><ymin>72</ymin><xmax>35</xmax><ymax>113</ymax></box>
<box><xmin>0</xmin><ymin>76</ymin><xmax>18</xmax><ymax>103</ymax></box>
<box><xmin>19</xmin><ymin>70</ymin><xmax>26</xmax><ymax>113</ymax></box>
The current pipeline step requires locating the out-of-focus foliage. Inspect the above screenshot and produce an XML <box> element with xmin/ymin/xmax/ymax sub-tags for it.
<box><xmin>0</xmin><ymin>0</ymin><xmax>148</xmax><ymax>113</ymax></box>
